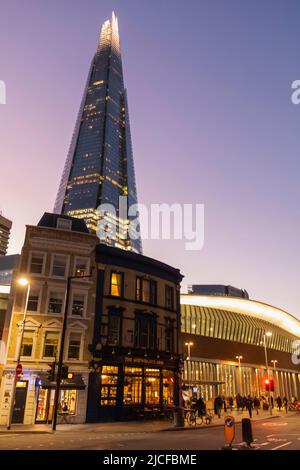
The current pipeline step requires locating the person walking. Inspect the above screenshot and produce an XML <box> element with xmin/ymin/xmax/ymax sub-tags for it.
<box><xmin>196</xmin><ymin>397</ymin><xmax>206</xmax><ymax>419</ymax></box>
<box><xmin>276</xmin><ymin>396</ymin><xmax>282</xmax><ymax>411</ymax></box>
<box><xmin>214</xmin><ymin>395</ymin><xmax>223</xmax><ymax>419</ymax></box>
<box><xmin>228</xmin><ymin>396</ymin><xmax>234</xmax><ymax>412</ymax></box>
<box><xmin>253</xmin><ymin>396</ymin><xmax>260</xmax><ymax>415</ymax></box>
<box><xmin>283</xmin><ymin>396</ymin><xmax>288</xmax><ymax>413</ymax></box>
<box><xmin>245</xmin><ymin>395</ymin><xmax>253</xmax><ymax>418</ymax></box>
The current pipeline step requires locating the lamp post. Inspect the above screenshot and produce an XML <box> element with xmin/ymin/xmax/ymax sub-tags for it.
<box><xmin>7</xmin><ymin>277</ymin><xmax>30</xmax><ymax>430</ymax></box>
<box><xmin>235</xmin><ymin>355</ymin><xmax>243</xmax><ymax>395</ymax></box>
<box><xmin>263</xmin><ymin>331</ymin><xmax>273</xmax><ymax>416</ymax></box>
<box><xmin>52</xmin><ymin>269</ymin><xmax>93</xmax><ymax>431</ymax></box>
<box><xmin>271</xmin><ymin>360</ymin><xmax>278</xmax><ymax>396</ymax></box>
<box><xmin>185</xmin><ymin>342</ymin><xmax>193</xmax><ymax>397</ymax></box>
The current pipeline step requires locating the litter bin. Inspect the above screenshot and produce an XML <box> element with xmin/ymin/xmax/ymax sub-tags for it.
<box><xmin>173</xmin><ymin>407</ymin><xmax>185</xmax><ymax>427</ymax></box>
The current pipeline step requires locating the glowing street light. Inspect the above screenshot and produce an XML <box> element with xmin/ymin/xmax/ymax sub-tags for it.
<box><xmin>185</xmin><ymin>342</ymin><xmax>193</xmax><ymax>396</ymax></box>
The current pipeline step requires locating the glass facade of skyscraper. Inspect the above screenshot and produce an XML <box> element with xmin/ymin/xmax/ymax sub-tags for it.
<box><xmin>54</xmin><ymin>13</ymin><xmax>142</xmax><ymax>254</ymax></box>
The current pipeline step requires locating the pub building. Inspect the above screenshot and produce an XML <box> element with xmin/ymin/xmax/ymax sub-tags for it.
<box><xmin>86</xmin><ymin>244</ymin><xmax>183</xmax><ymax>421</ymax></box>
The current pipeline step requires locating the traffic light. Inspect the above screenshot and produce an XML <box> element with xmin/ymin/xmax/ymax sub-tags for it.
<box><xmin>47</xmin><ymin>362</ymin><xmax>56</xmax><ymax>381</ymax></box>
<box><xmin>264</xmin><ymin>378</ymin><xmax>274</xmax><ymax>392</ymax></box>
<box><xmin>61</xmin><ymin>365</ymin><xmax>69</xmax><ymax>380</ymax></box>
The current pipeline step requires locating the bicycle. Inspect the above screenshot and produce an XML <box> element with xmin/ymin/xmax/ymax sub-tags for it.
<box><xmin>186</xmin><ymin>409</ymin><xmax>197</xmax><ymax>426</ymax></box>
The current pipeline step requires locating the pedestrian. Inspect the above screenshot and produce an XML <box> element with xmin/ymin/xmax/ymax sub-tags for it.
<box><xmin>222</xmin><ymin>395</ymin><xmax>227</xmax><ymax>413</ymax></box>
<box><xmin>253</xmin><ymin>396</ymin><xmax>260</xmax><ymax>415</ymax></box>
<box><xmin>271</xmin><ymin>395</ymin><xmax>274</xmax><ymax>409</ymax></box>
<box><xmin>228</xmin><ymin>396</ymin><xmax>234</xmax><ymax>412</ymax></box>
<box><xmin>236</xmin><ymin>393</ymin><xmax>242</xmax><ymax>411</ymax></box>
<box><xmin>214</xmin><ymin>395</ymin><xmax>223</xmax><ymax>419</ymax></box>
<box><xmin>283</xmin><ymin>396</ymin><xmax>288</xmax><ymax>413</ymax></box>
<box><xmin>196</xmin><ymin>397</ymin><xmax>206</xmax><ymax>418</ymax></box>
<box><xmin>242</xmin><ymin>395</ymin><xmax>247</xmax><ymax>411</ymax></box>
<box><xmin>245</xmin><ymin>395</ymin><xmax>253</xmax><ymax>418</ymax></box>
<box><xmin>276</xmin><ymin>396</ymin><xmax>282</xmax><ymax>411</ymax></box>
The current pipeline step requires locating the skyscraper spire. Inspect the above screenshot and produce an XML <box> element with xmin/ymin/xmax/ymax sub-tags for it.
<box><xmin>54</xmin><ymin>13</ymin><xmax>142</xmax><ymax>254</ymax></box>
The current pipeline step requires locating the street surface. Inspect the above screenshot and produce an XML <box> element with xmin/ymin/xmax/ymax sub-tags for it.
<box><xmin>0</xmin><ymin>413</ymin><xmax>299</xmax><ymax>450</ymax></box>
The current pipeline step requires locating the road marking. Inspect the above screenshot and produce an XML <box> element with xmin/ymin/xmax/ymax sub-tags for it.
<box><xmin>270</xmin><ymin>441</ymin><xmax>292</xmax><ymax>450</ymax></box>
<box><xmin>259</xmin><ymin>442</ymin><xmax>270</xmax><ymax>446</ymax></box>
<box><xmin>0</xmin><ymin>434</ymin><xmax>19</xmax><ymax>438</ymax></box>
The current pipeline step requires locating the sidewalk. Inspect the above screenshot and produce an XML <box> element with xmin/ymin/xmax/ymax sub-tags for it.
<box><xmin>0</xmin><ymin>409</ymin><xmax>294</xmax><ymax>434</ymax></box>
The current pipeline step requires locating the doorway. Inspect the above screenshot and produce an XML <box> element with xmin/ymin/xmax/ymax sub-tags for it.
<box><xmin>12</xmin><ymin>381</ymin><xmax>28</xmax><ymax>424</ymax></box>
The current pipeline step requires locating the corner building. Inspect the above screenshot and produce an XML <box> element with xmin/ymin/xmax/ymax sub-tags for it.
<box><xmin>0</xmin><ymin>214</ymin><xmax>97</xmax><ymax>425</ymax></box>
<box><xmin>87</xmin><ymin>245</ymin><xmax>183</xmax><ymax>421</ymax></box>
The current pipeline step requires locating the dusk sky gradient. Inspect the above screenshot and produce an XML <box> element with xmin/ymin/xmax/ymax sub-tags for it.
<box><xmin>1</xmin><ymin>0</ymin><xmax>300</xmax><ymax>317</ymax></box>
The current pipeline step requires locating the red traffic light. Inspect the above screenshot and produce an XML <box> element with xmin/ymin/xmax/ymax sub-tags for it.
<box><xmin>264</xmin><ymin>378</ymin><xmax>274</xmax><ymax>392</ymax></box>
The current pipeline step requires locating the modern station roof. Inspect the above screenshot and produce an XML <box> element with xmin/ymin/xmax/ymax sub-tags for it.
<box><xmin>180</xmin><ymin>294</ymin><xmax>300</xmax><ymax>337</ymax></box>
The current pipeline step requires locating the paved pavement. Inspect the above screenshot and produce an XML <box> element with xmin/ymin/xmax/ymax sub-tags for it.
<box><xmin>0</xmin><ymin>410</ymin><xmax>298</xmax><ymax>450</ymax></box>
<box><xmin>0</xmin><ymin>407</ymin><xmax>285</xmax><ymax>434</ymax></box>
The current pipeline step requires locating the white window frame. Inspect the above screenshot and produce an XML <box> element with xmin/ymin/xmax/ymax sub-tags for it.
<box><xmin>27</xmin><ymin>251</ymin><xmax>46</xmax><ymax>277</ymax></box>
<box><xmin>26</xmin><ymin>284</ymin><xmax>43</xmax><ymax>314</ymax></box>
<box><xmin>46</xmin><ymin>286</ymin><xmax>66</xmax><ymax>316</ymax></box>
<box><xmin>69</xmin><ymin>289</ymin><xmax>88</xmax><ymax>319</ymax></box>
<box><xmin>73</xmin><ymin>256</ymin><xmax>91</xmax><ymax>278</ymax></box>
<box><xmin>56</xmin><ymin>217</ymin><xmax>72</xmax><ymax>231</ymax></box>
<box><xmin>50</xmin><ymin>253</ymin><xmax>70</xmax><ymax>279</ymax></box>
<box><xmin>15</xmin><ymin>319</ymin><xmax>40</xmax><ymax>362</ymax></box>
<box><xmin>41</xmin><ymin>329</ymin><xmax>61</xmax><ymax>360</ymax></box>
<box><xmin>66</xmin><ymin>330</ymin><xmax>84</xmax><ymax>362</ymax></box>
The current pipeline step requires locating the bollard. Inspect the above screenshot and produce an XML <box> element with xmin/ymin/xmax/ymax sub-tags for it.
<box><xmin>221</xmin><ymin>415</ymin><xmax>236</xmax><ymax>450</ymax></box>
<box><xmin>242</xmin><ymin>418</ymin><xmax>254</xmax><ymax>448</ymax></box>
<box><xmin>173</xmin><ymin>407</ymin><xmax>185</xmax><ymax>427</ymax></box>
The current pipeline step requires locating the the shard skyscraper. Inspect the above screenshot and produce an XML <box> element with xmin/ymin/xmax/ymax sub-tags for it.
<box><xmin>54</xmin><ymin>12</ymin><xmax>142</xmax><ymax>254</ymax></box>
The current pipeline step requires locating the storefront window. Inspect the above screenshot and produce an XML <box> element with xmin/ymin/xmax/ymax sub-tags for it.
<box><xmin>145</xmin><ymin>368</ymin><xmax>160</xmax><ymax>405</ymax></box>
<box><xmin>36</xmin><ymin>388</ymin><xmax>49</xmax><ymax>421</ymax></box>
<box><xmin>123</xmin><ymin>367</ymin><xmax>142</xmax><ymax>405</ymax></box>
<box><xmin>100</xmin><ymin>366</ymin><xmax>119</xmax><ymax>406</ymax></box>
<box><xmin>163</xmin><ymin>370</ymin><xmax>174</xmax><ymax>405</ymax></box>
<box><xmin>60</xmin><ymin>390</ymin><xmax>77</xmax><ymax>415</ymax></box>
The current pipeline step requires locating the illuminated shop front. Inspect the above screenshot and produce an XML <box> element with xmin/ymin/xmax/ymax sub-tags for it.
<box><xmin>87</xmin><ymin>360</ymin><xmax>177</xmax><ymax>422</ymax></box>
<box><xmin>35</xmin><ymin>374</ymin><xmax>85</xmax><ymax>423</ymax></box>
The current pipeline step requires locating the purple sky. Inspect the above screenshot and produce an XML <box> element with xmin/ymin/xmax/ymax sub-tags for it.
<box><xmin>1</xmin><ymin>0</ymin><xmax>300</xmax><ymax>317</ymax></box>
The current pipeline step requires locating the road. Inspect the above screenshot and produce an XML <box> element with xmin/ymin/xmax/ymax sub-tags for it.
<box><xmin>0</xmin><ymin>414</ymin><xmax>299</xmax><ymax>450</ymax></box>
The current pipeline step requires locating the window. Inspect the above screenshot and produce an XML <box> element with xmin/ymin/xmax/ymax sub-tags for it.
<box><xmin>165</xmin><ymin>318</ymin><xmax>174</xmax><ymax>352</ymax></box>
<box><xmin>71</xmin><ymin>293</ymin><xmax>85</xmax><ymax>317</ymax></box>
<box><xmin>136</xmin><ymin>277</ymin><xmax>157</xmax><ymax>305</ymax></box>
<box><xmin>110</xmin><ymin>272</ymin><xmax>123</xmax><ymax>297</ymax></box>
<box><xmin>100</xmin><ymin>366</ymin><xmax>119</xmax><ymax>406</ymax></box>
<box><xmin>26</xmin><ymin>288</ymin><xmax>40</xmax><ymax>312</ymax></box>
<box><xmin>48</xmin><ymin>291</ymin><xmax>64</xmax><ymax>314</ymax></box>
<box><xmin>20</xmin><ymin>330</ymin><xmax>34</xmax><ymax>357</ymax></box>
<box><xmin>165</xmin><ymin>285</ymin><xmax>174</xmax><ymax>309</ymax></box>
<box><xmin>135</xmin><ymin>314</ymin><xmax>156</xmax><ymax>350</ymax></box>
<box><xmin>68</xmin><ymin>332</ymin><xmax>81</xmax><ymax>360</ymax></box>
<box><xmin>74</xmin><ymin>257</ymin><xmax>89</xmax><ymax>277</ymax></box>
<box><xmin>107</xmin><ymin>312</ymin><xmax>121</xmax><ymax>345</ymax></box>
<box><xmin>163</xmin><ymin>370</ymin><xmax>174</xmax><ymax>405</ymax></box>
<box><xmin>145</xmin><ymin>369</ymin><xmax>160</xmax><ymax>405</ymax></box>
<box><xmin>60</xmin><ymin>390</ymin><xmax>77</xmax><ymax>415</ymax></box>
<box><xmin>29</xmin><ymin>253</ymin><xmax>45</xmax><ymax>274</ymax></box>
<box><xmin>43</xmin><ymin>331</ymin><xmax>59</xmax><ymax>358</ymax></box>
<box><xmin>52</xmin><ymin>254</ymin><xmax>67</xmax><ymax>277</ymax></box>
<box><xmin>123</xmin><ymin>367</ymin><xmax>142</xmax><ymax>405</ymax></box>
<box><xmin>56</xmin><ymin>218</ymin><xmax>72</xmax><ymax>231</ymax></box>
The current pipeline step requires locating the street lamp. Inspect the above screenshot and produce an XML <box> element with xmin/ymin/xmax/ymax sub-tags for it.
<box><xmin>271</xmin><ymin>360</ymin><xmax>278</xmax><ymax>396</ymax></box>
<box><xmin>235</xmin><ymin>355</ymin><xmax>243</xmax><ymax>395</ymax></box>
<box><xmin>7</xmin><ymin>277</ymin><xmax>30</xmax><ymax>430</ymax></box>
<box><xmin>263</xmin><ymin>331</ymin><xmax>273</xmax><ymax>416</ymax></box>
<box><xmin>52</xmin><ymin>269</ymin><xmax>93</xmax><ymax>431</ymax></box>
<box><xmin>185</xmin><ymin>342</ymin><xmax>193</xmax><ymax>397</ymax></box>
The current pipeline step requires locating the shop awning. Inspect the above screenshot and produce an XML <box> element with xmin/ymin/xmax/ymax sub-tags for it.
<box><xmin>38</xmin><ymin>374</ymin><xmax>86</xmax><ymax>390</ymax></box>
